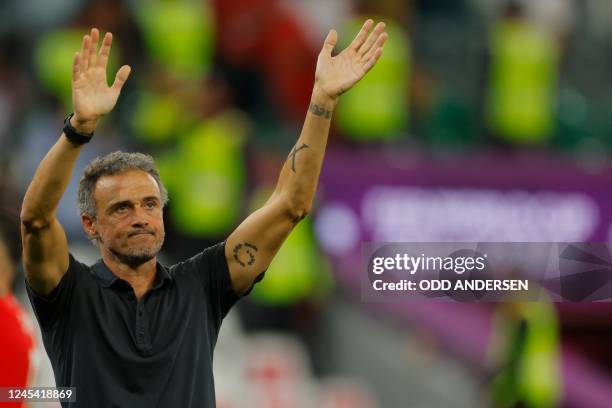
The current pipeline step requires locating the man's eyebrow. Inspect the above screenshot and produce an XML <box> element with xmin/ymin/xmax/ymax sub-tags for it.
<box><xmin>106</xmin><ymin>200</ymin><xmax>133</xmax><ymax>211</ymax></box>
<box><xmin>106</xmin><ymin>196</ymin><xmax>160</xmax><ymax>211</ymax></box>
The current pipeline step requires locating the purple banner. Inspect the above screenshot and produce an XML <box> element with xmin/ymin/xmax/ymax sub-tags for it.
<box><xmin>315</xmin><ymin>149</ymin><xmax>612</xmax><ymax>287</ymax></box>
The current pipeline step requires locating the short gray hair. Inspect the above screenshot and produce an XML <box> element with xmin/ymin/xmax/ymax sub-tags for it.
<box><xmin>78</xmin><ymin>151</ymin><xmax>169</xmax><ymax>218</ymax></box>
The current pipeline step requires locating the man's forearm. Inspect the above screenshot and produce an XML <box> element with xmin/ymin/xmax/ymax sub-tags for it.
<box><xmin>20</xmin><ymin>117</ymin><xmax>93</xmax><ymax>227</ymax></box>
<box><xmin>274</xmin><ymin>88</ymin><xmax>337</xmax><ymax>220</ymax></box>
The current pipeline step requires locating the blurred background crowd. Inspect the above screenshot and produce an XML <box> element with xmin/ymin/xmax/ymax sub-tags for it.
<box><xmin>2</xmin><ymin>0</ymin><xmax>612</xmax><ymax>406</ymax></box>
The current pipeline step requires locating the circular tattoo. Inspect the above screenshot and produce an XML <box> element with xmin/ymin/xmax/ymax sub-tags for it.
<box><xmin>232</xmin><ymin>242</ymin><xmax>258</xmax><ymax>267</ymax></box>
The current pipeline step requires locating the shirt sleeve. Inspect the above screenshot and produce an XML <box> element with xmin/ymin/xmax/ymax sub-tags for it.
<box><xmin>24</xmin><ymin>253</ymin><xmax>80</xmax><ymax>332</ymax></box>
<box><xmin>182</xmin><ymin>241</ymin><xmax>262</xmax><ymax>329</ymax></box>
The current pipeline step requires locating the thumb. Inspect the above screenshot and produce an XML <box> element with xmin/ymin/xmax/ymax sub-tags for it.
<box><xmin>320</xmin><ymin>29</ymin><xmax>337</xmax><ymax>56</ymax></box>
<box><xmin>112</xmin><ymin>65</ymin><xmax>131</xmax><ymax>91</ymax></box>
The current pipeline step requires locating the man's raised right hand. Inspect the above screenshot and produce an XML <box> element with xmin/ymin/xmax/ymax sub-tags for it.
<box><xmin>71</xmin><ymin>28</ymin><xmax>131</xmax><ymax>134</ymax></box>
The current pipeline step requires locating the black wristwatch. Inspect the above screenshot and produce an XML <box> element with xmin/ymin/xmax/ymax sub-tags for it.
<box><xmin>63</xmin><ymin>113</ymin><xmax>94</xmax><ymax>146</ymax></box>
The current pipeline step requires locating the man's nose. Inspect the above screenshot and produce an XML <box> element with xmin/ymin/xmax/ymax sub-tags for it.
<box><xmin>131</xmin><ymin>204</ymin><xmax>150</xmax><ymax>227</ymax></box>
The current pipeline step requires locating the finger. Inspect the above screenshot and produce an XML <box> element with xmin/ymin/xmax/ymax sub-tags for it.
<box><xmin>80</xmin><ymin>35</ymin><xmax>90</xmax><ymax>72</ymax></box>
<box><xmin>97</xmin><ymin>32</ymin><xmax>113</xmax><ymax>69</ymax></box>
<box><xmin>88</xmin><ymin>28</ymin><xmax>99</xmax><ymax>68</ymax></box>
<box><xmin>112</xmin><ymin>65</ymin><xmax>131</xmax><ymax>91</ymax></box>
<box><xmin>362</xmin><ymin>32</ymin><xmax>388</xmax><ymax>62</ymax></box>
<box><xmin>320</xmin><ymin>29</ymin><xmax>337</xmax><ymax>57</ymax></box>
<box><xmin>349</xmin><ymin>19</ymin><xmax>374</xmax><ymax>51</ymax></box>
<box><xmin>363</xmin><ymin>47</ymin><xmax>384</xmax><ymax>73</ymax></box>
<box><xmin>359</xmin><ymin>22</ymin><xmax>386</xmax><ymax>57</ymax></box>
<box><xmin>72</xmin><ymin>52</ymin><xmax>80</xmax><ymax>81</ymax></box>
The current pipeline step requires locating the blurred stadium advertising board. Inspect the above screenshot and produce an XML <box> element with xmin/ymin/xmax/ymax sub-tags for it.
<box><xmin>316</xmin><ymin>148</ymin><xmax>612</xmax><ymax>285</ymax></box>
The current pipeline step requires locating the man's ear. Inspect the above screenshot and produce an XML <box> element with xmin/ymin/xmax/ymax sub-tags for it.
<box><xmin>81</xmin><ymin>214</ymin><xmax>98</xmax><ymax>240</ymax></box>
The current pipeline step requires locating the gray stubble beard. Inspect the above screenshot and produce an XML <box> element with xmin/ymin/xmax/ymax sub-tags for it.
<box><xmin>107</xmin><ymin>232</ymin><xmax>165</xmax><ymax>268</ymax></box>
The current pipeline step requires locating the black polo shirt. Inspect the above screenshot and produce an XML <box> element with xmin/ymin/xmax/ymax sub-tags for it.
<box><xmin>26</xmin><ymin>242</ymin><xmax>246</xmax><ymax>407</ymax></box>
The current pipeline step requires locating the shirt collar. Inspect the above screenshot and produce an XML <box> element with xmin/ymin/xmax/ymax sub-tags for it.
<box><xmin>92</xmin><ymin>258</ymin><xmax>172</xmax><ymax>290</ymax></box>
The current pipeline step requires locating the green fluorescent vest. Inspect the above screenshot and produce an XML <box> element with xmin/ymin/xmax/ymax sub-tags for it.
<box><xmin>157</xmin><ymin>111</ymin><xmax>247</xmax><ymax>237</ymax></box>
<box><xmin>135</xmin><ymin>0</ymin><xmax>214</xmax><ymax>80</ymax></box>
<box><xmin>487</xmin><ymin>21</ymin><xmax>559</xmax><ymax>144</ymax></box>
<box><xmin>35</xmin><ymin>29</ymin><xmax>119</xmax><ymax>108</ymax></box>
<box><xmin>335</xmin><ymin>18</ymin><xmax>411</xmax><ymax>142</ymax></box>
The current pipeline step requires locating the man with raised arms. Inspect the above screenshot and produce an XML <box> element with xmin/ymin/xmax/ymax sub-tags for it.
<box><xmin>20</xmin><ymin>21</ymin><xmax>387</xmax><ymax>407</ymax></box>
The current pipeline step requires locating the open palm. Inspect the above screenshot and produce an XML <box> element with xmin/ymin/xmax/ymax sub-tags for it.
<box><xmin>315</xmin><ymin>20</ymin><xmax>387</xmax><ymax>100</ymax></box>
<box><xmin>72</xmin><ymin>28</ymin><xmax>131</xmax><ymax>124</ymax></box>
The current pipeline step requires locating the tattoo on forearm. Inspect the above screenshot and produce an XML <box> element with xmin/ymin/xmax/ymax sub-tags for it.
<box><xmin>288</xmin><ymin>143</ymin><xmax>309</xmax><ymax>173</ymax></box>
<box><xmin>309</xmin><ymin>103</ymin><xmax>332</xmax><ymax>119</ymax></box>
<box><xmin>233</xmin><ymin>242</ymin><xmax>258</xmax><ymax>267</ymax></box>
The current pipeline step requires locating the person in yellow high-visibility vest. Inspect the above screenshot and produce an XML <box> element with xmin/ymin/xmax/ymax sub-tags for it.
<box><xmin>489</xmin><ymin>299</ymin><xmax>561</xmax><ymax>408</ymax></box>
<box><xmin>335</xmin><ymin>17</ymin><xmax>410</xmax><ymax>142</ymax></box>
<box><xmin>487</xmin><ymin>1</ymin><xmax>559</xmax><ymax>145</ymax></box>
<box><xmin>35</xmin><ymin>28</ymin><xmax>119</xmax><ymax>108</ymax></box>
<box><xmin>156</xmin><ymin>110</ymin><xmax>248</xmax><ymax>238</ymax></box>
<box><xmin>129</xmin><ymin>0</ymin><xmax>215</xmax><ymax>145</ymax></box>
<box><xmin>133</xmin><ymin>0</ymin><xmax>214</xmax><ymax>81</ymax></box>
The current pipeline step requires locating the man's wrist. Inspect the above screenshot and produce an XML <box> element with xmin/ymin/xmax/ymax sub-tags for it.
<box><xmin>70</xmin><ymin>114</ymin><xmax>99</xmax><ymax>135</ymax></box>
<box><xmin>310</xmin><ymin>88</ymin><xmax>338</xmax><ymax>119</ymax></box>
<box><xmin>312</xmin><ymin>86</ymin><xmax>339</xmax><ymax>107</ymax></box>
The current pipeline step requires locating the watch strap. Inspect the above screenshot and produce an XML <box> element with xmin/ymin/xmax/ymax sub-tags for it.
<box><xmin>63</xmin><ymin>113</ymin><xmax>94</xmax><ymax>145</ymax></box>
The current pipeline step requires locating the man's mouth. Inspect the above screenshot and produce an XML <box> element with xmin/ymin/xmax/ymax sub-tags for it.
<box><xmin>128</xmin><ymin>231</ymin><xmax>154</xmax><ymax>237</ymax></box>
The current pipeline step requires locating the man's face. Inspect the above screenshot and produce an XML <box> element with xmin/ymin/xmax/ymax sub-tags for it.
<box><xmin>83</xmin><ymin>170</ymin><xmax>165</xmax><ymax>267</ymax></box>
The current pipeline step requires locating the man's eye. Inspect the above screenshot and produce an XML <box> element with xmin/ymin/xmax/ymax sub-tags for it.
<box><xmin>116</xmin><ymin>205</ymin><xmax>129</xmax><ymax>213</ymax></box>
<box><xmin>145</xmin><ymin>201</ymin><xmax>158</xmax><ymax>209</ymax></box>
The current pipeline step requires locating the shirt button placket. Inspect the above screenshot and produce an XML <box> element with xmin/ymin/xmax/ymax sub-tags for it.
<box><xmin>136</xmin><ymin>304</ymin><xmax>144</xmax><ymax>344</ymax></box>
<box><xmin>136</xmin><ymin>301</ymin><xmax>153</xmax><ymax>355</ymax></box>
